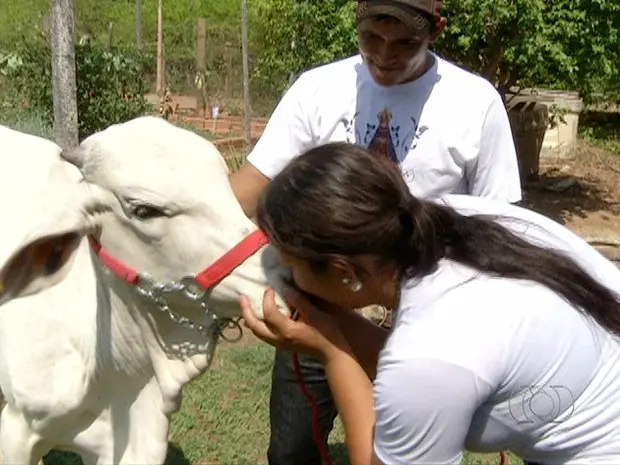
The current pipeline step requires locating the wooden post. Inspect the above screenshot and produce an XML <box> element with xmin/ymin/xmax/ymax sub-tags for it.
<box><xmin>107</xmin><ymin>21</ymin><xmax>114</xmax><ymax>48</ymax></box>
<box><xmin>241</xmin><ymin>0</ymin><xmax>251</xmax><ymax>148</ymax></box>
<box><xmin>50</xmin><ymin>0</ymin><xmax>79</xmax><ymax>150</ymax></box>
<box><xmin>195</xmin><ymin>18</ymin><xmax>207</xmax><ymax>117</ymax></box>
<box><xmin>224</xmin><ymin>43</ymin><xmax>233</xmax><ymax>99</ymax></box>
<box><xmin>156</xmin><ymin>0</ymin><xmax>165</xmax><ymax>96</ymax></box>
<box><xmin>135</xmin><ymin>0</ymin><xmax>142</xmax><ymax>50</ymax></box>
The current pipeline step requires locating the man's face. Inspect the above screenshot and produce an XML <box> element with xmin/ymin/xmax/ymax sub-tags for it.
<box><xmin>357</xmin><ymin>15</ymin><xmax>441</xmax><ymax>86</ymax></box>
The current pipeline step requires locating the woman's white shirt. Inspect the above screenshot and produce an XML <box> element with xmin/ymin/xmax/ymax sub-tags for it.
<box><xmin>373</xmin><ymin>194</ymin><xmax>620</xmax><ymax>465</ymax></box>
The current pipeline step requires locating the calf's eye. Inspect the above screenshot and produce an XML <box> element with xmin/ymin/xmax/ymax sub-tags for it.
<box><xmin>130</xmin><ymin>204</ymin><xmax>166</xmax><ymax>220</ymax></box>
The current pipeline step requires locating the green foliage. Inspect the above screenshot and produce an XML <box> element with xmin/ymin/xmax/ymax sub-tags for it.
<box><xmin>248</xmin><ymin>0</ymin><xmax>359</xmax><ymax>97</ymax></box>
<box><xmin>74</xmin><ymin>41</ymin><xmax>152</xmax><ymax>139</ymax></box>
<box><xmin>434</xmin><ymin>0</ymin><xmax>620</xmax><ymax>102</ymax></box>
<box><xmin>0</xmin><ymin>41</ymin><xmax>52</xmax><ymax>118</ymax></box>
<box><xmin>0</xmin><ymin>0</ymin><xmax>245</xmax><ymax>94</ymax></box>
<box><xmin>0</xmin><ymin>0</ymin><xmax>49</xmax><ymax>49</ymax></box>
<box><xmin>1</xmin><ymin>38</ymin><xmax>152</xmax><ymax>141</ymax></box>
<box><xmin>579</xmin><ymin>111</ymin><xmax>620</xmax><ymax>155</ymax></box>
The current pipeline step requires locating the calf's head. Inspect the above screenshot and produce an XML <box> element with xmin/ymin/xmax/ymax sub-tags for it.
<box><xmin>0</xmin><ymin>116</ymin><xmax>290</xmax><ymax>323</ymax></box>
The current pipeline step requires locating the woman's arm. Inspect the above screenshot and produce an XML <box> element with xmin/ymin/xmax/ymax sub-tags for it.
<box><xmin>240</xmin><ymin>289</ymin><xmax>382</xmax><ymax>463</ymax></box>
<box><xmin>329</xmin><ymin>309</ymin><xmax>389</xmax><ymax>380</ymax></box>
<box><xmin>323</xmin><ymin>347</ymin><xmax>382</xmax><ymax>465</ymax></box>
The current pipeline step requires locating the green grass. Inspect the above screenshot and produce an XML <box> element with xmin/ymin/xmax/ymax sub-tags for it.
<box><xmin>0</xmin><ymin>105</ymin><xmax>53</xmax><ymax>140</ymax></box>
<box><xmin>41</xmin><ymin>340</ymin><xmax>523</xmax><ymax>465</ymax></box>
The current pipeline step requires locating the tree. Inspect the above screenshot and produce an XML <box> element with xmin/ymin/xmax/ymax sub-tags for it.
<box><xmin>433</xmin><ymin>0</ymin><xmax>620</xmax><ymax>102</ymax></box>
<box><xmin>50</xmin><ymin>0</ymin><xmax>79</xmax><ymax>150</ymax></box>
<box><xmin>248</xmin><ymin>0</ymin><xmax>358</xmax><ymax>98</ymax></box>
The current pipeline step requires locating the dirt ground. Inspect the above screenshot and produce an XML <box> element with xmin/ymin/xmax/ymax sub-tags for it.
<box><xmin>522</xmin><ymin>141</ymin><xmax>620</xmax><ymax>240</ymax></box>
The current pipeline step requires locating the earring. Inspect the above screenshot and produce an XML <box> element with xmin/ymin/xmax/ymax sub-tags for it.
<box><xmin>343</xmin><ymin>276</ymin><xmax>362</xmax><ymax>292</ymax></box>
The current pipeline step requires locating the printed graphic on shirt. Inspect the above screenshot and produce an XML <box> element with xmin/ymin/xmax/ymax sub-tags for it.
<box><xmin>366</xmin><ymin>108</ymin><xmax>398</xmax><ymax>163</ymax></box>
<box><xmin>341</xmin><ymin>107</ymin><xmax>429</xmax><ymax>165</ymax></box>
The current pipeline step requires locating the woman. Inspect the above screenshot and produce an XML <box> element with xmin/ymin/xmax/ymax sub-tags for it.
<box><xmin>240</xmin><ymin>142</ymin><xmax>620</xmax><ymax>465</ymax></box>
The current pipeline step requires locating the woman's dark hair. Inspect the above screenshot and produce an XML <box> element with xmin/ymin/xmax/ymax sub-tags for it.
<box><xmin>256</xmin><ymin>141</ymin><xmax>620</xmax><ymax>336</ymax></box>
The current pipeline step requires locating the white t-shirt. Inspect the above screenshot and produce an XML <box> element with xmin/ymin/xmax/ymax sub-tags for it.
<box><xmin>247</xmin><ymin>53</ymin><xmax>522</xmax><ymax>202</ymax></box>
<box><xmin>374</xmin><ymin>194</ymin><xmax>620</xmax><ymax>465</ymax></box>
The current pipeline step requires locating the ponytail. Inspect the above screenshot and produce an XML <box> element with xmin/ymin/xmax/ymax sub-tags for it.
<box><xmin>401</xmin><ymin>200</ymin><xmax>620</xmax><ymax>337</ymax></box>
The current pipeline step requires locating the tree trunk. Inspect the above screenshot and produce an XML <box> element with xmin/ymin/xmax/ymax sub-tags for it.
<box><xmin>50</xmin><ymin>0</ymin><xmax>79</xmax><ymax>150</ymax></box>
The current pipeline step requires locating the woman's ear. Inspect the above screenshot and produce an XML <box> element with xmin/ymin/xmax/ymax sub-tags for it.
<box><xmin>329</xmin><ymin>258</ymin><xmax>364</xmax><ymax>292</ymax></box>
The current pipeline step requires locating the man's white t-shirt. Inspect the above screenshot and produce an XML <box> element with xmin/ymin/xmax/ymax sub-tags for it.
<box><xmin>247</xmin><ymin>53</ymin><xmax>522</xmax><ymax>202</ymax></box>
<box><xmin>374</xmin><ymin>194</ymin><xmax>620</xmax><ymax>464</ymax></box>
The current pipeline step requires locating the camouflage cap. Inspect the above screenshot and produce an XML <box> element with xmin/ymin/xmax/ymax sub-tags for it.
<box><xmin>356</xmin><ymin>0</ymin><xmax>443</xmax><ymax>38</ymax></box>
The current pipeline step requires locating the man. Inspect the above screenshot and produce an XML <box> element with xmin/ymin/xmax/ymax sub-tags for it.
<box><xmin>230</xmin><ymin>1</ymin><xmax>522</xmax><ymax>464</ymax></box>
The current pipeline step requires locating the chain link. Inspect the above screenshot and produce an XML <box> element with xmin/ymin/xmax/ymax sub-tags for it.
<box><xmin>135</xmin><ymin>273</ymin><xmax>243</xmax><ymax>342</ymax></box>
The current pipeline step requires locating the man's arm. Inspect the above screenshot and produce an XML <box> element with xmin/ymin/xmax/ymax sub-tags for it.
<box><xmin>467</xmin><ymin>91</ymin><xmax>523</xmax><ymax>204</ymax></box>
<box><xmin>229</xmin><ymin>73</ymin><xmax>315</xmax><ymax>219</ymax></box>
<box><xmin>229</xmin><ymin>163</ymin><xmax>270</xmax><ymax>220</ymax></box>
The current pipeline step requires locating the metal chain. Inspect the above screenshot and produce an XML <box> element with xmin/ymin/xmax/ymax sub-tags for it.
<box><xmin>135</xmin><ymin>274</ymin><xmax>244</xmax><ymax>343</ymax></box>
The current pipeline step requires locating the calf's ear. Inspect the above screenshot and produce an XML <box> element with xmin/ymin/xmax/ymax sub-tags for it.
<box><xmin>0</xmin><ymin>182</ymin><xmax>114</xmax><ymax>306</ymax></box>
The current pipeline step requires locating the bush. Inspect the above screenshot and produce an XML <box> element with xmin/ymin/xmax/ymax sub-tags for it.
<box><xmin>1</xmin><ymin>38</ymin><xmax>152</xmax><ymax>141</ymax></box>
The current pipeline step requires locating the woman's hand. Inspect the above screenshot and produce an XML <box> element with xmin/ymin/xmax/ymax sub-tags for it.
<box><xmin>240</xmin><ymin>287</ymin><xmax>351</xmax><ymax>362</ymax></box>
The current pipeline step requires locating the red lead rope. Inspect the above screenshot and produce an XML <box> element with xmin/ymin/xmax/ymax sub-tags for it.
<box><xmin>292</xmin><ymin>352</ymin><xmax>335</xmax><ymax>465</ymax></box>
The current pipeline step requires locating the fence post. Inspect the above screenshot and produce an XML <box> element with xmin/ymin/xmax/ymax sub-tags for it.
<box><xmin>107</xmin><ymin>21</ymin><xmax>114</xmax><ymax>48</ymax></box>
<box><xmin>135</xmin><ymin>0</ymin><xmax>142</xmax><ymax>50</ymax></box>
<box><xmin>196</xmin><ymin>18</ymin><xmax>207</xmax><ymax>117</ymax></box>
<box><xmin>241</xmin><ymin>0</ymin><xmax>251</xmax><ymax>149</ymax></box>
<box><xmin>156</xmin><ymin>0</ymin><xmax>165</xmax><ymax>96</ymax></box>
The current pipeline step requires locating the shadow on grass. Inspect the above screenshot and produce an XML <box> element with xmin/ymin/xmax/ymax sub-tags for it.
<box><xmin>41</xmin><ymin>441</ymin><xmax>190</xmax><ymax>465</ymax></box>
<box><xmin>327</xmin><ymin>442</ymin><xmax>349</xmax><ymax>465</ymax></box>
<box><xmin>165</xmin><ymin>442</ymin><xmax>192</xmax><ymax>465</ymax></box>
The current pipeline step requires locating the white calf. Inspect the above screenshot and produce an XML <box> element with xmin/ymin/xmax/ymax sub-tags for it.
<box><xmin>0</xmin><ymin>117</ymin><xmax>289</xmax><ymax>464</ymax></box>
